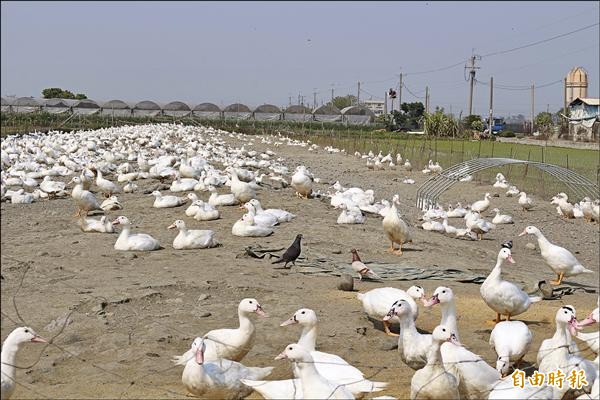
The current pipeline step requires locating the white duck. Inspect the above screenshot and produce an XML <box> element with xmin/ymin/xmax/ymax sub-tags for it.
<box><xmin>208</xmin><ymin>185</ymin><xmax>238</xmax><ymax>207</ymax></box>
<box><xmin>229</xmin><ymin>169</ymin><xmax>258</xmax><ymax>203</ymax></box>
<box><xmin>410</xmin><ymin>325</ymin><xmax>460</xmax><ymax>400</ymax></box>
<box><xmin>382</xmin><ymin>198</ymin><xmax>412</xmax><ymax>255</ymax></box>
<box><xmin>518</xmin><ymin>192</ymin><xmax>533</xmax><ymax>211</ymax></box>
<box><xmin>489</xmin><ymin>321</ymin><xmax>532</xmax><ymax>377</ymax></box>
<box><xmin>182</xmin><ymin>337</ymin><xmax>273</xmax><ymax>399</ymax></box>
<box><xmin>465</xmin><ymin>211</ymin><xmax>495</xmax><ymax>240</ymax></box>
<box><xmin>100</xmin><ymin>195</ymin><xmax>123</xmax><ymax>211</ymax></box>
<box><xmin>383</xmin><ymin>299</ymin><xmax>432</xmax><ymax>370</ymax></box>
<box><xmin>471</xmin><ymin>193</ymin><xmax>492</xmax><ymax>213</ymax></box>
<box><xmin>402</xmin><ymin>177</ymin><xmax>415</xmax><ymax>185</ymax></box>
<box><xmin>421</xmin><ymin>216</ymin><xmax>445</xmax><ymax>233</ymax></box>
<box><xmin>248</xmin><ymin>199</ymin><xmax>295</xmax><ymax>223</ymax></box>
<box><xmin>480</xmin><ymin>248</ymin><xmax>542</xmax><ymax>323</ymax></box>
<box><xmin>291</xmin><ymin>165</ymin><xmax>313</xmax><ymax>199</ymax></box>
<box><xmin>491</xmin><ymin>208</ymin><xmax>513</xmax><ymax>224</ymax></box>
<box><xmin>425</xmin><ymin>286</ymin><xmax>502</xmax><ymax>399</ymax></box>
<box><xmin>505</xmin><ymin>185</ymin><xmax>520</xmax><ymax>197</ymax></box>
<box><xmin>94</xmin><ymin>168</ymin><xmax>120</xmax><ymax>197</ymax></box>
<box><xmin>270</xmin><ymin>344</ymin><xmax>355</xmax><ymax>399</ymax></box>
<box><xmin>39</xmin><ymin>176</ymin><xmax>65</xmax><ymax>197</ymax></box>
<box><xmin>123</xmin><ymin>181</ymin><xmax>138</xmax><ymax>193</ymax></box>
<box><xmin>243</xmin><ymin>309</ymin><xmax>386</xmax><ymax>399</ymax></box>
<box><xmin>112</xmin><ymin>216</ymin><xmax>160</xmax><ymax>251</ymax></box>
<box><xmin>192</xmin><ymin>201</ymin><xmax>220</xmax><ymax>221</ymax></box>
<box><xmin>357</xmin><ymin>286</ymin><xmax>426</xmax><ymax>322</ymax></box>
<box><xmin>173</xmin><ymin>298</ymin><xmax>267</xmax><ymax>365</ymax></box>
<box><xmin>519</xmin><ymin>225</ymin><xmax>594</xmax><ymax>285</ymax></box>
<box><xmin>151</xmin><ymin>190</ymin><xmax>188</xmax><ymax>208</ymax></box>
<box><xmin>404</xmin><ymin>159</ymin><xmax>413</xmax><ymax>171</ymax></box>
<box><xmin>170</xmin><ymin>174</ymin><xmax>198</xmax><ymax>192</ymax></box>
<box><xmin>78</xmin><ymin>215</ymin><xmax>115</xmax><ymax>233</ymax></box>
<box><xmin>168</xmin><ymin>220</ymin><xmax>218</xmax><ymax>249</ymax></box>
<box><xmin>69</xmin><ymin>176</ymin><xmax>102</xmax><ymax>216</ymax></box>
<box><xmin>185</xmin><ymin>194</ymin><xmax>202</xmax><ymax>217</ymax></box>
<box><xmin>493</xmin><ymin>179</ymin><xmax>509</xmax><ymax>189</ymax></box>
<box><xmin>243</xmin><ymin>202</ymin><xmax>279</xmax><ymax>227</ymax></box>
<box><xmin>1</xmin><ymin>327</ymin><xmax>47</xmax><ymax>400</ymax></box>
<box><xmin>537</xmin><ymin>306</ymin><xmax>596</xmax><ymax>396</ymax></box>
<box><xmin>337</xmin><ymin>203</ymin><xmax>366</xmax><ymax>224</ymax></box>
<box><xmin>232</xmin><ymin>213</ymin><xmax>273</xmax><ymax>237</ymax></box>
<box><xmin>446</xmin><ymin>203</ymin><xmax>468</xmax><ymax>218</ymax></box>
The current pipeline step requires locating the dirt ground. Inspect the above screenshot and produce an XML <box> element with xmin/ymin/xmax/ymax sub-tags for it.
<box><xmin>1</xmin><ymin>129</ymin><xmax>599</xmax><ymax>399</ymax></box>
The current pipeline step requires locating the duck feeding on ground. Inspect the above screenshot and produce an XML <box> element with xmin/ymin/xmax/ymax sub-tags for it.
<box><xmin>489</xmin><ymin>320</ymin><xmax>533</xmax><ymax>377</ymax></box>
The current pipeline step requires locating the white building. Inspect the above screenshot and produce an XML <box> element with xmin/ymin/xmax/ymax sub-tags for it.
<box><xmin>363</xmin><ymin>99</ymin><xmax>385</xmax><ymax>116</ymax></box>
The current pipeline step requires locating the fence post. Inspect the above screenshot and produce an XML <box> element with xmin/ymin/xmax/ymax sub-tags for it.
<box><xmin>524</xmin><ymin>150</ymin><xmax>531</xmax><ymax>178</ymax></box>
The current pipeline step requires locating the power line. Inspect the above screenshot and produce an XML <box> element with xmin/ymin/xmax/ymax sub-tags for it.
<box><xmin>404</xmin><ymin>59</ymin><xmax>468</xmax><ymax>76</ymax></box>
<box><xmin>474</xmin><ymin>78</ymin><xmax>562</xmax><ymax>91</ymax></box>
<box><xmin>481</xmin><ymin>22</ymin><xmax>599</xmax><ymax>58</ymax></box>
<box><xmin>402</xmin><ymin>82</ymin><xmax>425</xmax><ymax>99</ymax></box>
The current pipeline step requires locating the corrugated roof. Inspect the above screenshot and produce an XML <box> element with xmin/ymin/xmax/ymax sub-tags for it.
<box><xmin>570</xmin><ymin>97</ymin><xmax>600</xmax><ymax>106</ymax></box>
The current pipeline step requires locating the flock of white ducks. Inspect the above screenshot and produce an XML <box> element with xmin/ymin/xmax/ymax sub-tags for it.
<box><xmin>2</xmin><ymin>123</ymin><xmax>599</xmax><ymax>399</ymax></box>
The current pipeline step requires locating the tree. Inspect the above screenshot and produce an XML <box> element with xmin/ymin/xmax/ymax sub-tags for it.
<box><xmin>328</xmin><ymin>95</ymin><xmax>357</xmax><ymax>109</ymax></box>
<box><xmin>463</xmin><ymin>114</ymin><xmax>483</xmax><ymax>131</ymax></box>
<box><xmin>535</xmin><ymin>111</ymin><xmax>553</xmax><ymax>133</ymax></box>
<box><xmin>423</xmin><ymin>110</ymin><xmax>459</xmax><ymax>137</ymax></box>
<box><xmin>41</xmin><ymin>87</ymin><xmax>86</xmax><ymax>99</ymax></box>
<box><xmin>390</xmin><ymin>102</ymin><xmax>425</xmax><ymax>130</ymax></box>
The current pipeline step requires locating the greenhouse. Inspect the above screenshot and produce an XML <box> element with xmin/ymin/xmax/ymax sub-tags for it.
<box><xmin>341</xmin><ymin>105</ymin><xmax>376</xmax><ymax>125</ymax></box>
<box><xmin>101</xmin><ymin>100</ymin><xmax>132</xmax><ymax>117</ymax></box>
<box><xmin>253</xmin><ymin>104</ymin><xmax>282</xmax><ymax>121</ymax></box>
<box><xmin>313</xmin><ymin>104</ymin><xmax>342</xmax><ymax>122</ymax></box>
<box><xmin>11</xmin><ymin>97</ymin><xmax>42</xmax><ymax>113</ymax></box>
<box><xmin>283</xmin><ymin>105</ymin><xmax>312</xmax><ymax>122</ymax></box>
<box><xmin>192</xmin><ymin>103</ymin><xmax>221</xmax><ymax>119</ymax></box>
<box><xmin>133</xmin><ymin>100</ymin><xmax>162</xmax><ymax>117</ymax></box>
<box><xmin>223</xmin><ymin>103</ymin><xmax>252</xmax><ymax>120</ymax></box>
<box><xmin>1</xmin><ymin>97</ymin><xmax>11</xmax><ymax>113</ymax></box>
<box><xmin>72</xmin><ymin>99</ymin><xmax>101</xmax><ymax>115</ymax></box>
<box><xmin>162</xmin><ymin>101</ymin><xmax>191</xmax><ymax>117</ymax></box>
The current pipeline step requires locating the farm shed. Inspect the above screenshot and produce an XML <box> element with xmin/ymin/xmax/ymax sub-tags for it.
<box><xmin>11</xmin><ymin>97</ymin><xmax>42</xmax><ymax>113</ymax></box>
<box><xmin>162</xmin><ymin>101</ymin><xmax>192</xmax><ymax>117</ymax></box>
<box><xmin>72</xmin><ymin>99</ymin><xmax>100</xmax><ymax>115</ymax></box>
<box><xmin>567</xmin><ymin>97</ymin><xmax>599</xmax><ymax>141</ymax></box>
<box><xmin>133</xmin><ymin>100</ymin><xmax>162</xmax><ymax>117</ymax></box>
<box><xmin>101</xmin><ymin>100</ymin><xmax>132</xmax><ymax>117</ymax></box>
<box><xmin>283</xmin><ymin>105</ymin><xmax>312</xmax><ymax>122</ymax></box>
<box><xmin>341</xmin><ymin>105</ymin><xmax>376</xmax><ymax>125</ymax></box>
<box><xmin>313</xmin><ymin>104</ymin><xmax>342</xmax><ymax>122</ymax></box>
<box><xmin>223</xmin><ymin>103</ymin><xmax>252</xmax><ymax>120</ymax></box>
<box><xmin>193</xmin><ymin>103</ymin><xmax>221</xmax><ymax>119</ymax></box>
<box><xmin>253</xmin><ymin>104</ymin><xmax>282</xmax><ymax>121</ymax></box>
<box><xmin>1</xmin><ymin>97</ymin><xmax>11</xmax><ymax>113</ymax></box>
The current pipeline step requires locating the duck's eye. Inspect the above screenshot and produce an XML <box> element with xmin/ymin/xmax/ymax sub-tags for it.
<box><xmin>442</xmin><ymin>290</ymin><xmax>446</xmax><ymax>294</ymax></box>
<box><xmin>24</xmin><ymin>329</ymin><xmax>29</xmax><ymax>333</ymax></box>
<box><xmin>442</xmin><ymin>328</ymin><xmax>446</xmax><ymax>332</ymax></box>
<box><xmin>288</xmin><ymin>346</ymin><xmax>292</xmax><ymax>350</ymax></box>
<box><xmin>249</xmin><ymin>301</ymin><xmax>253</xmax><ymax>304</ymax></box>
<box><xmin>301</xmin><ymin>311</ymin><xmax>305</xmax><ymax>314</ymax></box>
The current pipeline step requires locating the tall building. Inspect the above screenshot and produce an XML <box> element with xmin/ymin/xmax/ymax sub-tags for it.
<box><xmin>363</xmin><ymin>99</ymin><xmax>385</xmax><ymax>116</ymax></box>
<box><xmin>566</xmin><ymin>67</ymin><xmax>588</xmax><ymax>104</ymax></box>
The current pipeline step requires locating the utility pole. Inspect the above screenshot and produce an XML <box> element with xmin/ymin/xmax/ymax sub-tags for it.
<box><xmin>313</xmin><ymin>89</ymin><xmax>317</xmax><ymax>109</ymax></box>
<box><xmin>530</xmin><ymin>83</ymin><xmax>535</xmax><ymax>135</ymax></box>
<box><xmin>563</xmin><ymin>77</ymin><xmax>568</xmax><ymax>133</ymax></box>
<box><xmin>488</xmin><ymin>77</ymin><xmax>494</xmax><ymax>138</ymax></box>
<box><xmin>297</xmin><ymin>93</ymin><xmax>301</xmax><ymax>106</ymax></box>
<box><xmin>331</xmin><ymin>84</ymin><xmax>334</xmax><ymax>105</ymax></box>
<box><xmin>300</xmin><ymin>95</ymin><xmax>305</xmax><ymax>106</ymax></box>
<box><xmin>384</xmin><ymin>91</ymin><xmax>388</xmax><ymax>115</ymax></box>
<box><xmin>425</xmin><ymin>86</ymin><xmax>430</xmax><ymax>114</ymax></box>
<box><xmin>466</xmin><ymin>54</ymin><xmax>480</xmax><ymax>116</ymax></box>
<box><xmin>288</xmin><ymin>96</ymin><xmax>292</xmax><ymax>107</ymax></box>
<box><xmin>398</xmin><ymin>73</ymin><xmax>403</xmax><ymax>113</ymax></box>
<box><xmin>357</xmin><ymin>81</ymin><xmax>360</xmax><ymax>106</ymax></box>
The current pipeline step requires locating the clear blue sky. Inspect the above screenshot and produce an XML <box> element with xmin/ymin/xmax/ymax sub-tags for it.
<box><xmin>2</xmin><ymin>1</ymin><xmax>598</xmax><ymax>116</ymax></box>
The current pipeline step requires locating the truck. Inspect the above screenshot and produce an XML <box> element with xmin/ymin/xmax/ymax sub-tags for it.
<box><xmin>483</xmin><ymin>117</ymin><xmax>506</xmax><ymax>135</ymax></box>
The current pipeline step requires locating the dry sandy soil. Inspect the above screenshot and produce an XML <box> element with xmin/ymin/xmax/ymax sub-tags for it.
<box><xmin>1</xmin><ymin>130</ymin><xmax>599</xmax><ymax>399</ymax></box>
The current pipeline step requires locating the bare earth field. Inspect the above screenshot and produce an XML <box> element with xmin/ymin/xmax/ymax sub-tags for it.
<box><xmin>1</xmin><ymin>131</ymin><xmax>599</xmax><ymax>399</ymax></box>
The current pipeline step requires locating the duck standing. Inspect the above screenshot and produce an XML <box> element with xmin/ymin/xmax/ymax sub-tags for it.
<box><xmin>519</xmin><ymin>225</ymin><xmax>594</xmax><ymax>285</ymax></box>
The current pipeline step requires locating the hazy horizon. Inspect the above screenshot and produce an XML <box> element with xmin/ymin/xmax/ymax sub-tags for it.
<box><xmin>2</xmin><ymin>1</ymin><xmax>598</xmax><ymax>117</ymax></box>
